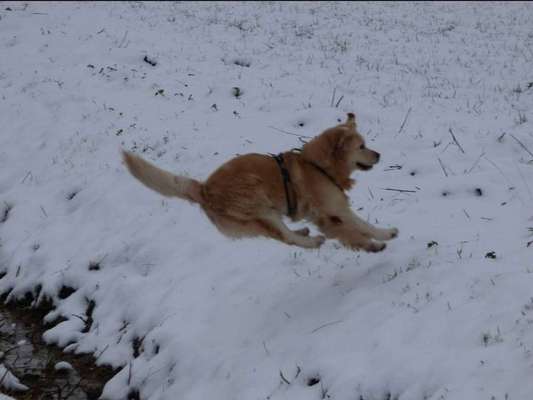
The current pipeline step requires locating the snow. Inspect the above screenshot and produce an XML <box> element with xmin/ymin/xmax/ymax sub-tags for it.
<box><xmin>54</xmin><ymin>361</ymin><xmax>74</xmax><ymax>371</ymax></box>
<box><xmin>1</xmin><ymin>2</ymin><xmax>533</xmax><ymax>399</ymax></box>
<box><xmin>0</xmin><ymin>364</ymin><xmax>28</xmax><ymax>392</ymax></box>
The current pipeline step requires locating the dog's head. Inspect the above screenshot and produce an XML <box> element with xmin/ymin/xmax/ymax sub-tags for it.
<box><xmin>333</xmin><ymin>112</ymin><xmax>380</xmax><ymax>171</ymax></box>
<box><xmin>301</xmin><ymin>113</ymin><xmax>380</xmax><ymax>190</ymax></box>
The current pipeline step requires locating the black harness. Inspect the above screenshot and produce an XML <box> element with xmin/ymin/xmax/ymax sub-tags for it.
<box><xmin>272</xmin><ymin>153</ymin><xmax>298</xmax><ymax>218</ymax></box>
<box><xmin>271</xmin><ymin>150</ymin><xmax>345</xmax><ymax>219</ymax></box>
<box><xmin>306</xmin><ymin>161</ymin><xmax>345</xmax><ymax>192</ymax></box>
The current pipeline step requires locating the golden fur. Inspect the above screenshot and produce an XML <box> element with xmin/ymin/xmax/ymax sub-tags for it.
<box><xmin>123</xmin><ymin>113</ymin><xmax>398</xmax><ymax>252</ymax></box>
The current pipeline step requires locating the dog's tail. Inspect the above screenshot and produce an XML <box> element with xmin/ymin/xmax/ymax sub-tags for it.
<box><xmin>122</xmin><ymin>151</ymin><xmax>203</xmax><ymax>204</ymax></box>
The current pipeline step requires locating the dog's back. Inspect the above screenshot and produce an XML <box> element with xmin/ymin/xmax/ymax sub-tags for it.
<box><xmin>201</xmin><ymin>154</ymin><xmax>284</xmax><ymax>218</ymax></box>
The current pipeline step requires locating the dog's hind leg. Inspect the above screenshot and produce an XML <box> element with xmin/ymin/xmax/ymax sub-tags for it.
<box><xmin>206</xmin><ymin>211</ymin><xmax>320</xmax><ymax>248</ymax></box>
<box><xmin>256</xmin><ymin>215</ymin><xmax>324</xmax><ymax>249</ymax></box>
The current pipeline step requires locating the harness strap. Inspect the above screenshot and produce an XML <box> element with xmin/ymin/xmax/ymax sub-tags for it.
<box><xmin>306</xmin><ymin>162</ymin><xmax>345</xmax><ymax>192</ymax></box>
<box><xmin>290</xmin><ymin>148</ymin><xmax>344</xmax><ymax>192</ymax></box>
<box><xmin>271</xmin><ymin>153</ymin><xmax>297</xmax><ymax>217</ymax></box>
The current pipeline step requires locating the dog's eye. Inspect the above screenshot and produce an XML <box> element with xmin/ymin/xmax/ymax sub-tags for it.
<box><xmin>359</xmin><ymin>144</ymin><xmax>365</xmax><ymax>150</ymax></box>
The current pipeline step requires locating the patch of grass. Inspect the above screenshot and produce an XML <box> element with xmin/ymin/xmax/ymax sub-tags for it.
<box><xmin>132</xmin><ymin>336</ymin><xmax>143</xmax><ymax>358</ymax></box>
<box><xmin>58</xmin><ymin>285</ymin><xmax>76</xmax><ymax>299</ymax></box>
<box><xmin>0</xmin><ymin>295</ymin><xmax>116</xmax><ymax>399</ymax></box>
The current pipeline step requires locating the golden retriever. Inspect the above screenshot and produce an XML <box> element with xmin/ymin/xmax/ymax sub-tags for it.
<box><xmin>123</xmin><ymin>113</ymin><xmax>398</xmax><ymax>252</ymax></box>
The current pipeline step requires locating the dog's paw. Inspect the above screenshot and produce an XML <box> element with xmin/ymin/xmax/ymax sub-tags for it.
<box><xmin>373</xmin><ymin>227</ymin><xmax>399</xmax><ymax>241</ymax></box>
<box><xmin>367</xmin><ymin>242</ymin><xmax>386</xmax><ymax>253</ymax></box>
<box><xmin>311</xmin><ymin>235</ymin><xmax>326</xmax><ymax>248</ymax></box>
<box><xmin>294</xmin><ymin>227</ymin><xmax>310</xmax><ymax>236</ymax></box>
<box><xmin>298</xmin><ymin>234</ymin><xmax>325</xmax><ymax>249</ymax></box>
<box><xmin>388</xmin><ymin>227</ymin><xmax>399</xmax><ymax>240</ymax></box>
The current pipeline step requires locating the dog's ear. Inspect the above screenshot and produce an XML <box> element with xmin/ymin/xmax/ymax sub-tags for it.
<box><xmin>345</xmin><ymin>113</ymin><xmax>356</xmax><ymax>128</ymax></box>
<box><xmin>331</xmin><ymin>130</ymin><xmax>352</xmax><ymax>159</ymax></box>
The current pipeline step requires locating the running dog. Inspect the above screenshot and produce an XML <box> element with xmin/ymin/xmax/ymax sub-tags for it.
<box><xmin>123</xmin><ymin>113</ymin><xmax>398</xmax><ymax>252</ymax></box>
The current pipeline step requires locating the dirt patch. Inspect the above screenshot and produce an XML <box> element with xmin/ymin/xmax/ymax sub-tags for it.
<box><xmin>0</xmin><ymin>298</ymin><xmax>117</xmax><ymax>399</ymax></box>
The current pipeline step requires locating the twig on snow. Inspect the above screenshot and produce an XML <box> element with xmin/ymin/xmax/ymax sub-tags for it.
<box><xmin>449</xmin><ymin>128</ymin><xmax>465</xmax><ymax>154</ymax></box>
<box><xmin>381</xmin><ymin>187</ymin><xmax>417</xmax><ymax>193</ymax></box>
<box><xmin>21</xmin><ymin>171</ymin><xmax>32</xmax><ymax>183</ymax></box>
<box><xmin>118</xmin><ymin>30</ymin><xmax>129</xmax><ymax>48</ymax></box>
<box><xmin>437</xmin><ymin>157</ymin><xmax>449</xmax><ymax>177</ymax></box>
<box><xmin>483</xmin><ymin>155</ymin><xmax>513</xmax><ymax>185</ymax></box>
<box><xmin>310</xmin><ymin>319</ymin><xmax>343</xmax><ymax>333</ymax></box>
<box><xmin>280</xmin><ymin>370</ymin><xmax>291</xmax><ymax>385</ymax></box>
<box><xmin>71</xmin><ymin>314</ymin><xmax>87</xmax><ymax>324</ymax></box>
<box><xmin>95</xmin><ymin>344</ymin><xmax>110</xmax><ymax>361</ymax></box>
<box><xmin>262</xmin><ymin>341</ymin><xmax>270</xmax><ymax>356</ymax></box>
<box><xmin>0</xmin><ymin>368</ymin><xmax>9</xmax><ymax>388</ymax></box>
<box><xmin>268</xmin><ymin>126</ymin><xmax>312</xmax><ymax>139</ymax></box>
<box><xmin>398</xmin><ymin>107</ymin><xmax>412</xmax><ymax>134</ymax></box>
<box><xmin>127</xmin><ymin>361</ymin><xmax>133</xmax><ymax>385</ymax></box>
<box><xmin>466</xmin><ymin>152</ymin><xmax>485</xmax><ymax>174</ymax></box>
<box><xmin>143</xmin><ymin>55</ymin><xmax>157</xmax><ymax>67</ymax></box>
<box><xmin>515</xmin><ymin>162</ymin><xmax>533</xmax><ymax>200</ymax></box>
<box><xmin>510</xmin><ymin>134</ymin><xmax>533</xmax><ymax>160</ymax></box>
<box><xmin>330</xmin><ymin>87</ymin><xmax>336</xmax><ymax>107</ymax></box>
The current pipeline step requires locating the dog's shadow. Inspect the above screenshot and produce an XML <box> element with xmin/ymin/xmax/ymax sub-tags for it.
<box><xmin>335</xmin><ymin>259</ymin><xmax>396</xmax><ymax>294</ymax></box>
<box><xmin>257</xmin><ymin>253</ymin><xmax>398</xmax><ymax>338</ymax></box>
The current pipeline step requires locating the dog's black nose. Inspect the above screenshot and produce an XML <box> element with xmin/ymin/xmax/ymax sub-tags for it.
<box><xmin>375</xmin><ymin>152</ymin><xmax>380</xmax><ymax>161</ymax></box>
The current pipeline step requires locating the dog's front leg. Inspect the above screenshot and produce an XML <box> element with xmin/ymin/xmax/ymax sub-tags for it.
<box><xmin>344</xmin><ymin>211</ymin><xmax>398</xmax><ymax>241</ymax></box>
<box><xmin>314</xmin><ymin>214</ymin><xmax>387</xmax><ymax>253</ymax></box>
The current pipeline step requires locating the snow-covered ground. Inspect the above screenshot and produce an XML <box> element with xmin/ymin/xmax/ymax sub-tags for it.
<box><xmin>1</xmin><ymin>2</ymin><xmax>533</xmax><ymax>399</ymax></box>
<box><xmin>0</xmin><ymin>363</ymin><xmax>28</xmax><ymax>392</ymax></box>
